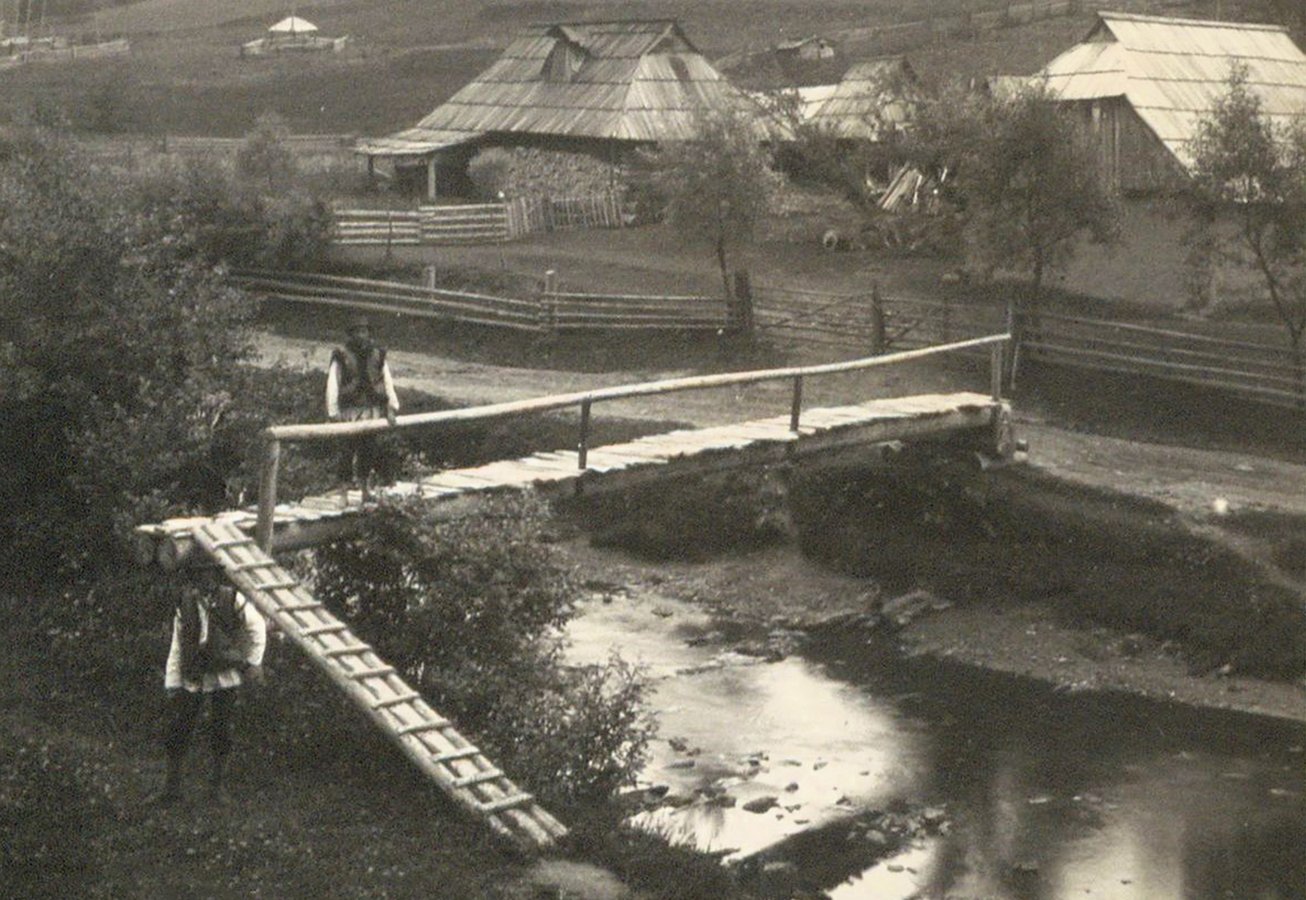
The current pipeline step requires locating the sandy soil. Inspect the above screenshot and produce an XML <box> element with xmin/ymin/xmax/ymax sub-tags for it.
<box><xmin>254</xmin><ymin>329</ymin><xmax>1306</xmax><ymax>724</ymax></box>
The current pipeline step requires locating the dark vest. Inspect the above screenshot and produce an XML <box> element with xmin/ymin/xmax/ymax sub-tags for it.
<box><xmin>332</xmin><ymin>342</ymin><xmax>387</xmax><ymax>407</ymax></box>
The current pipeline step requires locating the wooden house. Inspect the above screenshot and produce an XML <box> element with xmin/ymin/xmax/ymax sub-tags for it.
<box><xmin>357</xmin><ymin>19</ymin><xmax>759</xmax><ymax>199</ymax></box>
<box><xmin>1037</xmin><ymin>11</ymin><xmax>1306</xmax><ymax>194</ymax></box>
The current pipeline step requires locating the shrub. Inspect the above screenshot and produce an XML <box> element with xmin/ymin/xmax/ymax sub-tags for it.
<box><xmin>236</xmin><ymin>112</ymin><xmax>295</xmax><ymax>189</ymax></box>
<box><xmin>314</xmin><ymin>494</ymin><xmax>655</xmax><ymax>803</ymax></box>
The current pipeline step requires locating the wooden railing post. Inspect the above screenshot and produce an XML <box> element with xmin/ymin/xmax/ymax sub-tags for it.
<box><xmin>578</xmin><ymin>398</ymin><xmax>592</xmax><ymax>469</ymax></box>
<box><xmin>991</xmin><ymin>341</ymin><xmax>1004</xmax><ymax>402</ymax></box>
<box><xmin>255</xmin><ymin>436</ymin><xmax>282</xmax><ymax>552</ymax></box>
<box><xmin>539</xmin><ymin>269</ymin><xmax>558</xmax><ymax>338</ymax></box>
<box><xmin>789</xmin><ymin>375</ymin><xmax>804</xmax><ymax>432</ymax></box>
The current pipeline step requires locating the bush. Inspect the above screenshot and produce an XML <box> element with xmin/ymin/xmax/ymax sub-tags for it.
<box><xmin>314</xmin><ymin>494</ymin><xmax>655</xmax><ymax>803</ymax></box>
<box><xmin>236</xmin><ymin>112</ymin><xmax>295</xmax><ymax>189</ymax></box>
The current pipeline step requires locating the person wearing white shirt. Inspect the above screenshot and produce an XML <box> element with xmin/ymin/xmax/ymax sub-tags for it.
<box><xmin>158</xmin><ymin>574</ymin><xmax>266</xmax><ymax>805</ymax></box>
<box><xmin>325</xmin><ymin>315</ymin><xmax>400</xmax><ymax>493</ymax></box>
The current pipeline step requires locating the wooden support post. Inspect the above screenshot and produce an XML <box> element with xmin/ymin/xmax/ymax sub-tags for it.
<box><xmin>789</xmin><ymin>375</ymin><xmax>804</xmax><ymax>432</ymax></box>
<box><xmin>426</xmin><ymin>156</ymin><xmax>437</xmax><ymax>202</ymax></box>
<box><xmin>255</xmin><ymin>437</ymin><xmax>282</xmax><ymax>552</ymax></box>
<box><xmin>991</xmin><ymin>341</ymin><xmax>1004</xmax><ymax>402</ymax></box>
<box><xmin>870</xmin><ymin>284</ymin><xmax>886</xmax><ymax>354</ymax></box>
<box><xmin>578</xmin><ymin>399</ymin><xmax>592</xmax><ymax>469</ymax></box>
<box><xmin>367</xmin><ymin>155</ymin><xmax>375</xmax><ymax>180</ymax></box>
<box><xmin>540</xmin><ymin>269</ymin><xmax>558</xmax><ymax>338</ymax></box>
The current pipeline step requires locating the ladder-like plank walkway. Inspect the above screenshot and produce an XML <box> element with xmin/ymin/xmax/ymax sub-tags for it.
<box><xmin>193</xmin><ymin>520</ymin><xmax>568</xmax><ymax>852</ymax></box>
<box><xmin>140</xmin><ymin>391</ymin><xmax>1005</xmax><ymax>565</ymax></box>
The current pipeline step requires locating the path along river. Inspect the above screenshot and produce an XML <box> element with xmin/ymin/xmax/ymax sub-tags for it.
<box><xmin>565</xmin><ymin>586</ymin><xmax>1306</xmax><ymax>899</ymax></box>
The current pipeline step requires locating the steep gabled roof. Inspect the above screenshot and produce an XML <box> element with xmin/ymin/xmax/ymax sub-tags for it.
<box><xmin>1039</xmin><ymin>11</ymin><xmax>1306</xmax><ymax>168</ymax></box>
<box><xmin>360</xmin><ymin>19</ymin><xmax>758</xmax><ymax>155</ymax></box>
<box><xmin>802</xmin><ymin>56</ymin><xmax>924</xmax><ymax>140</ymax></box>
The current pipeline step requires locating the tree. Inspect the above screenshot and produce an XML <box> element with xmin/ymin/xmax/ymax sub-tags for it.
<box><xmin>911</xmin><ymin>82</ymin><xmax>1119</xmax><ymax>319</ymax></box>
<box><xmin>640</xmin><ymin>111</ymin><xmax>780</xmax><ymax>302</ymax></box>
<box><xmin>1189</xmin><ymin>65</ymin><xmax>1306</xmax><ymax>396</ymax></box>
<box><xmin>236</xmin><ymin>112</ymin><xmax>295</xmax><ymax>190</ymax></box>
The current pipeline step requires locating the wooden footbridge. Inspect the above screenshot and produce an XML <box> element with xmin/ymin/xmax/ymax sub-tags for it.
<box><xmin>137</xmin><ymin>334</ymin><xmax>1013</xmax><ymax>851</ymax></box>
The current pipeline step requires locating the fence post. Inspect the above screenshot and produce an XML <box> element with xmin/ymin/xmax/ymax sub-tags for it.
<box><xmin>255</xmin><ymin>436</ymin><xmax>282</xmax><ymax>553</ymax></box>
<box><xmin>385</xmin><ymin>211</ymin><xmax>394</xmax><ymax>261</ymax></box>
<box><xmin>990</xmin><ymin>341</ymin><xmax>1004</xmax><ymax>402</ymax></box>
<box><xmin>870</xmin><ymin>283</ymin><xmax>887</xmax><ymax>354</ymax></box>
<box><xmin>539</xmin><ymin>269</ymin><xmax>559</xmax><ymax>339</ymax></box>
<box><xmin>425</xmin><ymin>265</ymin><xmax>437</xmax><ymax>291</ymax></box>
<box><xmin>789</xmin><ymin>375</ymin><xmax>804</xmax><ymax>432</ymax></box>
<box><xmin>730</xmin><ymin>269</ymin><xmax>756</xmax><ymax>342</ymax></box>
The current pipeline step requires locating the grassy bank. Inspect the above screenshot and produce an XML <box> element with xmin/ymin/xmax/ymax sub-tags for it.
<box><xmin>788</xmin><ymin>451</ymin><xmax>1306</xmax><ymax>678</ymax></box>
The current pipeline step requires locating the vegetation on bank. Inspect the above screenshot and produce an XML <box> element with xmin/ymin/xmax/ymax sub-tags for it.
<box><xmin>0</xmin><ymin>127</ymin><xmax>740</xmax><ymax>897</ymax></box>
<box><xmin>789</xmin><ymin>451</ymin><xmax>1306</xmax><ymax>679</ymax></box>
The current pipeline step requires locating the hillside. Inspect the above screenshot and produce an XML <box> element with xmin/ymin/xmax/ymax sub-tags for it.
<box><xmin>0</xmin><ymin>0</ymin><xmax>1290</xmax><ymax>137</ymax></box>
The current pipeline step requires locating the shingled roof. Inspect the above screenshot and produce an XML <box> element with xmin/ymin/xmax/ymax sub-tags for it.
<box><xmin>1039</xmin><ymin>11</ymin><xmax>1306</xmax><ymax>168</ymax></box>
<box><xmin>801</xmin><ymin>56</ymin><xmax>924</xmax><ymax>140</ymax></box>
<box><xmin>360</xmin><ymin>19</ymin><xmax>758</xmax><ymax>156</ymax></box>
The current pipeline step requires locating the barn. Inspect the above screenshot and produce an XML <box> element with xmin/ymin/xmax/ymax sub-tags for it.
<box><xmin>357</xmin><ymin>19</ymin><xmax>760</xmax><ymax>200</ymax></box>
<box><xmin>1037</xmin><ymin>11</ymin><xmax>1306</xmax><ymax>194</ymax></box>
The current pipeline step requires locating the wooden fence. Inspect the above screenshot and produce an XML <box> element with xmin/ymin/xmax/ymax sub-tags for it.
<box><xmin>755</xmin><ymin>283</ymin><xmax>1304</xmax><ymax>409</ymax></box>
<box><xmin>234</xmin><ymin>270</ymin><xmax>725</xmax><ymax>335</ymax></box>
<box><xmin>1020</xmin><ymin>313</ymin><xmax>1306</xmax><ymax>410</ymax></box>
<box><xmin>334</xmin><ymin>193</ymin><xmax>624</xmax><ymax>247</ymax></box>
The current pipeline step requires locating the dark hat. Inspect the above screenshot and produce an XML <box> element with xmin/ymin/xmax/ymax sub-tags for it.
<box><xmin>347</xmin><ymin>315</ymin><xmax>371</xmax><ymax>333</ymax></box>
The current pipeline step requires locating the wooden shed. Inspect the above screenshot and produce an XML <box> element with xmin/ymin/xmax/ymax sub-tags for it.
<box><xmin>799</xmin><ymin>56</ymin><xmax>924</xmax><ymax>141</ymax></box>
<box><xmin>356</xmin><ymin>19</ymin><xmax>759</xmax><ymax>200</ymax></box>
<box><xmin>1038</xmin><ymin>11</ymin><xmax>1306</xmax><ymax>194</ymax></box>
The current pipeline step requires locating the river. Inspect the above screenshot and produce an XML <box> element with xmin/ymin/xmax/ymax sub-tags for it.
<box><xmin>564</xmin><ymin>586</ymin><xmax>1306</xmax><ymax>899</ymax></box>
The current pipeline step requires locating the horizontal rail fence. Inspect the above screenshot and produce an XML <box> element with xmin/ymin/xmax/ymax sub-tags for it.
<box><xmin>541</xmin><ymin>290</ymin><xmax>726</xmax><ymax>333</ymax></box>
<box><xmin>232</xmin><ymin>270</ymin><xmax>540</xmax><ymax>332</ymax></box>
<box><xmin>253</xmin><ymin>335</ymin><xmax>1012</xmax><ymax>549</ymax></box>
<box><xmin>754</xmin><ymin>286</ymin><xmax>1003</xmax><ymax>354</ymax></box>
<box><xmin>333</xmin><ymin>209</ymin><xmax>423</xmax><ymax>246</ymax></box>
<box><xmin>419</xmin><ymin>204</ymin><xmax>511</xmax><ymax>244</ymax></box>
<box><xmin>234</xmin><ymin>270</ymin><xmax>723</xmax><ymax>335</ymax></box>
<box><xmin>336</xmin><ymin>193</ymin><xmax>624</xmax><ymax>247</ymax></box>
<box><xmin>1021</xmin><ymin>313</ymin><xmax>1306</xmax><ymax>410</ymax></box>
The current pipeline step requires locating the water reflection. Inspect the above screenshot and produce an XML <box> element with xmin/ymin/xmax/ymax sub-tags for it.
<box><xmin>565</xmin><ymin>597</ymin><xmax>1306</xmax><ymax>898</ymax></box>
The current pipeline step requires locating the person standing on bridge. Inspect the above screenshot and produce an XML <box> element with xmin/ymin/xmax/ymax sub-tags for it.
<box><xmin>325</xmin><ymin>315</ymin><xmax>400</xmax><ymax>494</ymax></box>
<box><xmin>157</xmin><ymin>572</ymin><xmax>266</xmax><ymax>805</ymax></box>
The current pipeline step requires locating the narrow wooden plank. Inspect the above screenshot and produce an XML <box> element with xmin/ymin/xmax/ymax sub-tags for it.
<box><xmin>479</xmin><ymin>794</ymin><xmax>536</xmax><ymax>815</ymax></box>
<box><xmin>322</xmin><ymin>643</ymin><xmax>372</xmax><ymax>658</ymax></box>
<box><xmin>301</xmin><ymin>622</ymin><xmax>349</xmax><ymax>638</ymax></box>
<box><xmin>346</xmin><ymin>664</ymin><xmax>396</xmax><ymax>680</ymax></box>
<box><xmin>371</xmin><ymin>691</ymin><xmax>422</xmax><ymax>709</ymax></box>
<box><xmin>451</xmin><ymin>768</ymin><xmax>504</xmax><ymax>789</ymax></box>
<box><xmin>396</xmin><ymin>719</ymin><xmax>452</xmax><ymax>736</ymax></box>
<box><xmin>431</xmin><ymin>746</ymin><xmax>483</xmax><ymax>764</ymax></box>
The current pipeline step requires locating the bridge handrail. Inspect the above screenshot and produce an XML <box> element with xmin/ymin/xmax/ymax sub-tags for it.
<box><xmin>254</xmin><ymin>333</ymin><xmax>1011</xmax><ymax>548</ymax></box>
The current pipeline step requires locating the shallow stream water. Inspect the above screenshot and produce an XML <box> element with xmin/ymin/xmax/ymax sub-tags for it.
<box><xmin>564</xmin><ymin>589</ymin><xmax>1306</xmax><ymax>899</ymax></box>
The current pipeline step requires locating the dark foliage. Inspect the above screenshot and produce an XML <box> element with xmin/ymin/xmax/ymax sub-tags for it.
<box><xmin>315</xmin><ymin>495</ymin><xmax>654</xmax><ymax>803</ymax></box>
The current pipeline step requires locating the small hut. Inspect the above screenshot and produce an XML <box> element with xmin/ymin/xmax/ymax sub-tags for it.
<box><xmin>798</xmin><ymin>56</ymin><xmax>924</xmax><ymax>141</ymax></box>
<box><xmin>241</xmin><ymin>15</ymin><xmax>348</xmax><ymax>57</ymax></box>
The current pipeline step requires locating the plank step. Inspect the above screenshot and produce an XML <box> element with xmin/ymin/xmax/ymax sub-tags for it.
<box><xmin>250</xmin><ymin>579</ymin><xmax>300</xmax><ymax>592</ymax></box>
<box><xmin>431</xmin><ymin>746</ymin><xmax>482</xmax><ymax>764</ymax></box>
<box><xmin>279</xmin><ymin>601</ymin><xmax>324</xmax><ymax>613</ymax></box>
<box><xmin>452</xmin><ymin>768</ymin><xmax>504</xmax><ymax>789</ymax></box>
<box><xmin>371</xmin><ymin>691</ymin><xmax>422</xmax><ymax>709</ymax></box>
<box><xmin>478</xmin><ymin>793</ymin><xmax>535</xmax><ymax>815</ymax></box>
<box><xmin>211</xmin><ymin>537</ymin><xmax>256</xmax><ymax>549</ymax></box>
<box><xmin>395</xmin><ymin>719</ymin><xmax>451</xmax><ymax>736</ymax></box>
<box><xmin>322</xmin><ymin>643</ymin><xmax>372</xmax><ymax>659</ymax></box>
<box><xmin>230</xmin><ymin>560</ymin><xmax>274</xmax><ymax>572</ymax></box>
<box><xmin>300</xmin><ymin>622</ymin><xmax>349</xmax><ymax>638</ymax></box>
<box><xmin>347</xmin><ymin>664</ymin><xmax>396</xmax><ymax>680</ymax></box>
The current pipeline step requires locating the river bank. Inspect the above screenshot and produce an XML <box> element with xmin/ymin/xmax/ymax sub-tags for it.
<box><xmin>555</xmin><ymin>458</ymin><xmax>1306</xmax><ymax>726</ymax></box>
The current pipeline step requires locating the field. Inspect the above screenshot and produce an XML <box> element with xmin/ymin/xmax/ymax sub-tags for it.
<box><xmin>1</xmin><ymin>0</ymin><xmax>1253</xmax><ymax>136</ymax></box>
